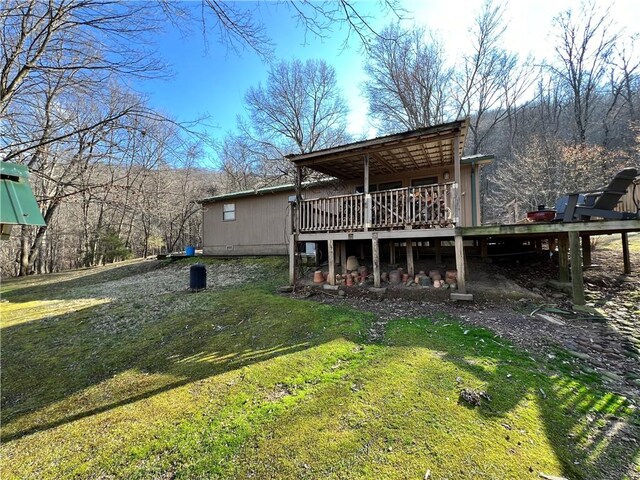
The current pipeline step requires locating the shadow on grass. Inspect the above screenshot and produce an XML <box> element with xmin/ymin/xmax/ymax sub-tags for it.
<box><xmin>1</xmin><ymin>259</ymin><xmax>637</xmax><ymax>479</ymax></box>
<box><xmin>387</xmin><ymin>319</ymin><xmax>637</xmax><ymax>480</ymax></box>
<box><xmin>1</xmin><ymin>259</ymin><xmax>359</xmax><ymax>444</ymax></box>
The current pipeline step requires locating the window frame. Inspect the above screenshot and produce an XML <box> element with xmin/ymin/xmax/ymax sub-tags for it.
<box><xmin>222</xmin><ymin>203</ymin><xmax>236</xmax><ymax>221</ymax></box>
<box><xmin>411</xmin><ymin>176</ymin><xmax>439</xmax><ymax>187</ymax></box>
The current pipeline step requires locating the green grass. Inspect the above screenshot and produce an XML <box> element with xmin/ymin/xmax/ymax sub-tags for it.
<box><xmin>595</xmin><ymin>231</ymin><xmax>640</xmax><ymax>254</ymax></box>
<box><xmin>1</xmin><ymin>258</ymin><xmax>637</xmax><ymax>479</ymax></box>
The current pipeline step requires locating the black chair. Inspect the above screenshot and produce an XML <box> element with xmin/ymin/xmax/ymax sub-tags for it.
<box><xmin>554</xmin><ymin>167</ymin><xmax>639</xmax><ymax>222</ymax></box>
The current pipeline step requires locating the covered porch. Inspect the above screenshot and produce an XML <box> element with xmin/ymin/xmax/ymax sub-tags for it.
<box><xmin>286</xmin><ymin>120</ymin><xmax>475</xmax><ymax>297</ymax></box>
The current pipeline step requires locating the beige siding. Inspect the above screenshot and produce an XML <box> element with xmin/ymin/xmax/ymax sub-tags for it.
<box><xmin>202</xmin><ymin>183</ymin><xmax>350</xmax><ymax>256</ymax></box>
<box><xmin>202</xmin><ymin>191</ymin><xmax>292</xmax><ymax>256</ymax></box>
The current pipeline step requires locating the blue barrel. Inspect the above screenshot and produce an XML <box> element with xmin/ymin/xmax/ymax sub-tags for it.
<box><xmin>190</xmin><ymin>263</ymin><xmax>206</xmax><ymax>290</ymax></box>
<box><xmin>185</xmin><ymin>246</ymin><xmax>195</xmax><ymax>256</ymax></box>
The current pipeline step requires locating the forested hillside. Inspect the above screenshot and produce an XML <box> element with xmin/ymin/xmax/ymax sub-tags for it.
<box><xmin>1</xmin><ymin>0</ymin><xmax>638</xmax><ymax>276</ymax></box>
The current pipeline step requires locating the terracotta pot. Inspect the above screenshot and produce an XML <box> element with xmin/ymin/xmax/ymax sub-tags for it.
<box><xmin>428</xmin><ymin>269</ymin><xmax>441</xmax><ymax>279</ymax></box>
<box><xmin>345</xmin><ymin>273</ymin><xmax>354</xmax><ymax>286</ymax></box>
<box><xmin>445</xmin><ymin>270</ymin><xmax>457</xmax><ymax>285</ymax></box>
<box><xmin>388</xmin><ymin>270</ymin><xmax>401</xmax><ymax>285</ymax></box>
<box><xmin>402</xmin><ymin>273</ymin><xmax>410</xmax><ymax>283</ymax></box>
<box><xmin>358</xmin><ymin>266</ymin><xmax>369</xmax><ymax>279</ymax></box>
<box><xmin>313</xmin><ymin>270</ymin><xmax>324</xmax><ymax>283</ymax></box>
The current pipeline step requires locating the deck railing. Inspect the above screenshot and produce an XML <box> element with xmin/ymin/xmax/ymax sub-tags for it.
<box><xmin>295</xmin><ymin>183</ymin><xmax>456</xmax><ymax>233</ymax></box>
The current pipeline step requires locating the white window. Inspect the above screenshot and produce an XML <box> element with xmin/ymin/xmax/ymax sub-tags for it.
<box><xmin>223</xmin><ymin>203</ymin><xmax>235</xmax><ymax>221</ymax></box>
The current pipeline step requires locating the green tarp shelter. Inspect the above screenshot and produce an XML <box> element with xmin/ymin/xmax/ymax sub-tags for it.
<box><xmin>1</xmin><ymin>161</ymin><xmax>46</xmax><ymax>240</ymax></box>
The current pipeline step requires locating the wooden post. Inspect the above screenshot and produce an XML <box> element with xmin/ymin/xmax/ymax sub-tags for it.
<box><xmin>581</xmin><ymin>235</ymin><xmax>591</xmax><ymax>267</ymax></box>
<box><xmin>364</xmin><ymin>154</ymin><xmax>371</xmax><ymax>231</ymax></box>
<box><xmin>341</xmin><ymin>240</ymin><xmax>347</xmax><ymax>275</ymax></box>
<box><xmin>535</xmin><ymin>238</ymin><xmax>543</xmax><ymax>255</ymax></box>
<box><xmin>434</xmin><ymin>239</ymin><xmax>442</xmax><ymax>264</ymax></box>
<box><xmin>328</xmin><ymin>239</ymin><xmax>335</xmax><ymax>286</ymax></box>
<box><xmin>289</xmin><ymin>234</ymin><xmax>296</xmax><ymax>286</ymax></box>
<box><xmin>406</xmin><ymin>240</ymin><xmax>414</xmax><ymax>276</ymax></box>
<box><xmin>622</xmin><ymin>232</ymin><xmax>631</xmax><ymax>274</ymax></box>
<box><xmin>480</xmin><ymin>238</ymin><xmax>488</xmax><ymax>260</ymax></box>
<box><xmin>558</xmin><ymin>233</ymin><xmax>569</xmax><ymax>282</ymax></box>
<box><xmin>454</xmin><ymin>233</ymin><xmax>466</xmax><ymax>293</ymax></box>
<box><xmin>372</xmin><ymin>233</ymin><xmax>381</xmax><ymax>288</ymax></box>
<box><xmin>389</xmin><ymin>241</ymin><xmax>395</xmax><ymax>264</ymax></box>
<box><xmin>569</xmin><ymin>231</ymin><xmax>585</xmax><ymax>305</ymax></box>
<box><xmin>453</xmin><ymin>134</ymin><xmax>461</xmax><ymax>225</ymax></box>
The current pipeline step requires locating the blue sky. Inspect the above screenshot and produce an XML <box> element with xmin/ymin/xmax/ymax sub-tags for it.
<box><xmin>136</xmin><ymin>0</ymin><xmax>639</xmax><ymax>164</ymax></box>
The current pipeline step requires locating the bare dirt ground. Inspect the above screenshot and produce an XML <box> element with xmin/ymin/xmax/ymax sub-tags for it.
<box><xmin>294</xmin><ymin>242</ymin><xmax>640</xmax><ymax>402</ymax></box>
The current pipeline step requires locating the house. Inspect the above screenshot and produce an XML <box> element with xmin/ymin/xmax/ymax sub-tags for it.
<box><xmin>200</xmin><ymin>119</ymin><xmax>640</xmax><ymax>301</ymax></box>
<box><xmin>200</xmin><ymin>120</ymin><xmax>491</xmax><ymax>254</ymax></box>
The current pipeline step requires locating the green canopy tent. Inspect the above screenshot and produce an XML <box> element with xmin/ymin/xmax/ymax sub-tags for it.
<box><xmin>1</xmin><ymin>161</ymin><xmax>46</xmax><ymax>240</ymax></box>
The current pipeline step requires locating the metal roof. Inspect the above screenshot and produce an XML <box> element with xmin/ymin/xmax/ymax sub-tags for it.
<box><xmin>199</xmin><ymin>183</ymin><xmax>297</xmax><ymax>204</ymax></box>
<box><xmin>286</xmin><ymin>119</ymin><xmax>469</xmax><ymax>180</ymax></box>
<box><xmin>1</xmin><ymin>161</ymin><xmax>46</xmax><ymax>227</ymax></box>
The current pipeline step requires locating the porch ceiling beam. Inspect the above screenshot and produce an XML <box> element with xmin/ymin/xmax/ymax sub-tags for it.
<box><xmin>371</xmin><ymin>152</ymin><xmax>397</xmax><ymax>173</ymax></box>
<box><xmin>401</xmin><ymin>146</ymin><xmax>421</xmax><ymax>169</ymax></box>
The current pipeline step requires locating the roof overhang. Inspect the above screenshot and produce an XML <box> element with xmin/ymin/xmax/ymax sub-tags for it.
<box><xmin>286</xmin><ymin>119</ymin><xmax>469</xmax><ymax>180</ymax></box>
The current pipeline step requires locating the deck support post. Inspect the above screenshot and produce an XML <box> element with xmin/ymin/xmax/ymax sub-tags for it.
<box><xmin>364</xmin><ymin>154</ymin><xmax>371</xmax><ymax>231</ymax></box>
<box><xmin>289</xmin><ymin>234</ymin><xmax>297</xmax><ymax>286</ymax></box>
<box><xmin>534</xmin><ymin>238</ymin><xmax>543</xmax><ymax>255</ymax></box>
<box><xmin>569</xmin><ymin>231</ymin><xmax>585</xmax><ymax>305</ymax></box>
<box><xmin>581</xmin><ymin>235</ymin><xmax>591</xmax><ymax>267</ymax></box>
<box><xmin>372</xmin><ymin>233</ymin><xmax>381</xmax><ymax>288</ymax></box>
<box><xmin>328</xmin><ymin>239</ymin><xmax>335</xmax><ymax>286</ymax></box>
<box><xmin>341</xmin><ymin>240</ymin><xmax>347</xmax><ymax>274</ymax></box>
<box><xmin>622</xmin><ymin>232</ymin><xmax>631</xmax><ymax>274</ymax></box>
<box><xmin>406</xmin><ymin>240</ymin><xmax>414</xmax><ymax>276</ymax></box>
<box><xmin>390</xmin><ymin>241</ymin><xmax>395</xmax><ymax>264</ymax></box>
<box><xmin>480</xmin><ymin>238</ymin><xmax>488</xmax><ymax>260</ymax></box>
<box><xmin>453</xmin><ymin>133</ymin><xmax>461</xmax><ymax>225</ymax></box>
<box><xmin>558</xmin><ymin>233</ymin><xmax>569</xmax><ymax>282</ymax></box>
<box><xmin>454</xmin><ymin>233</ymin><xmax>466</xmax><ymax>294</ymax></box>
<box><xmin>434</xmin><ymin>239</ymin><xmax>442</xmax><ymax>264</ymax></box>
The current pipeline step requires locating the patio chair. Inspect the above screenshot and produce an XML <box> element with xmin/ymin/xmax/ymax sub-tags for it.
<box><xmin>554</xmin><ymin>167</ymin><xmax>639</xmax><ymax>222</ymax></box>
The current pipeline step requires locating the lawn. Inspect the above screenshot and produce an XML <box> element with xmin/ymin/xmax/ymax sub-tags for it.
<box><xmin>1</xmin><ymin>258</ymin><xmax>637</xmax><ymax>479</ymax></box>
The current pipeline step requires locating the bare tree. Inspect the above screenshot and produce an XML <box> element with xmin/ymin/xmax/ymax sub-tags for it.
<box><xmin>454</xmin><ymin>0</ymin><xmax>533</xmax><ymax>155</ymax></box>
<box><xmin>218</xmin><ymin>134</ymin><xmax>264</xmax><ymax>192</ymax></box>
<box><xmin>363</xmin><ymin>24</ymin><xmax>453</xmax><ymax>132</ymax></box>
<box><xmin>549</xmin><ymin>1</ymin><xmax>620</xmax><ymax>144</ymax></box>
<box><xmin>241</xmin><ymin>58</ymin><xmax>350</xmax><ymax>179</ymax></box>
<box><xmin>184</xmin><ymin>0</ymin><xmax>403</xmax><ymax>59</ymax></box>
